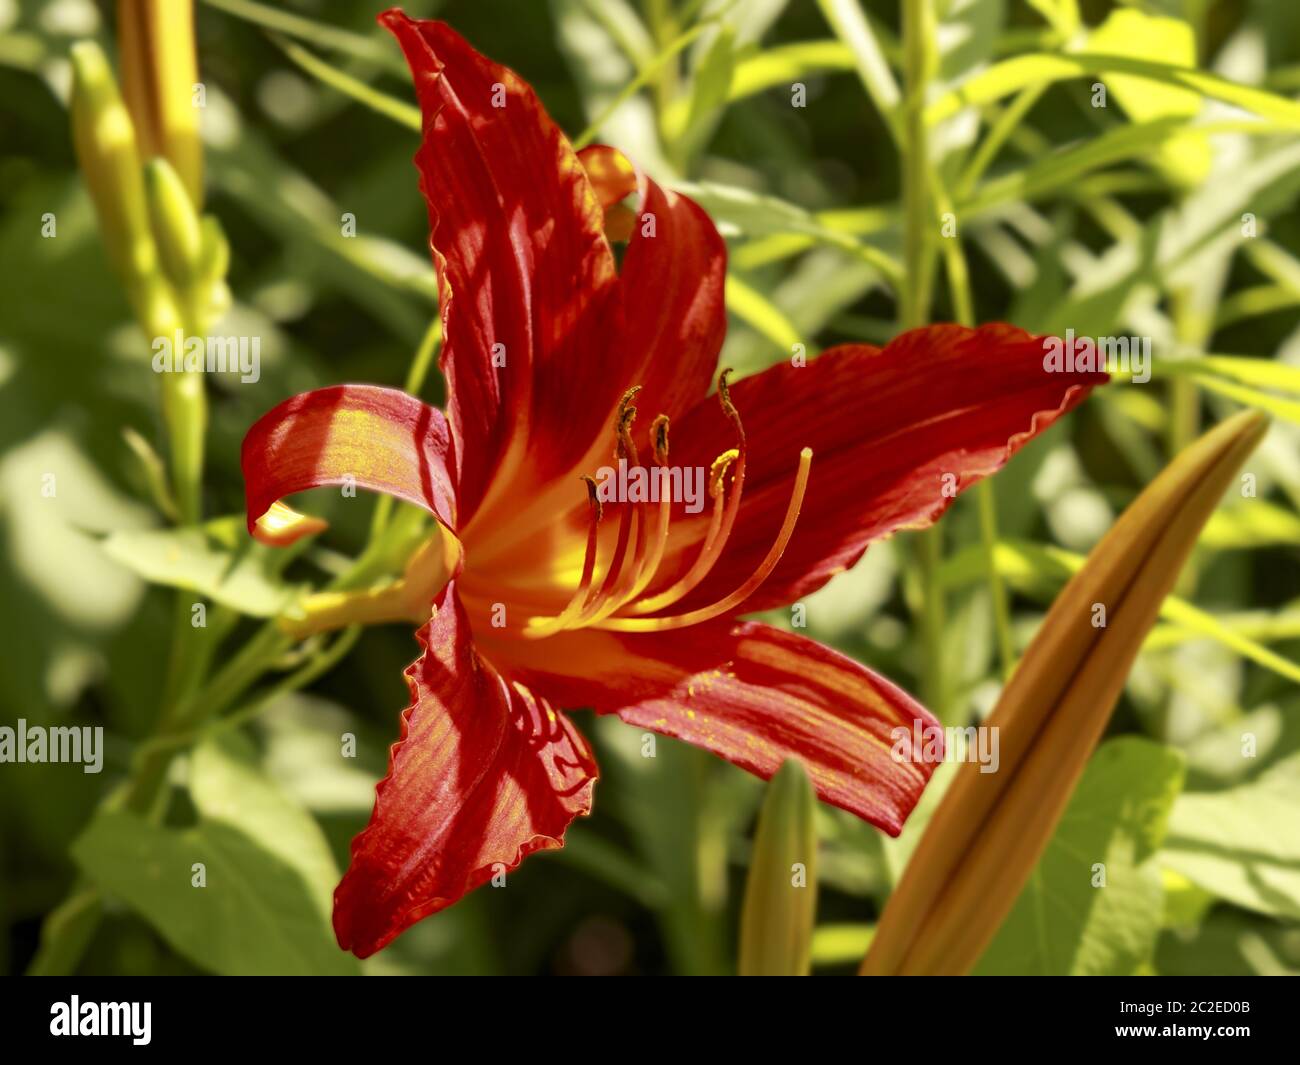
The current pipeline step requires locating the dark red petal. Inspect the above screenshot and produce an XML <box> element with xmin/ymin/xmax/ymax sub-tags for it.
<box><xmin>614</xmin><ymin>156</ymin><xmax>727</xmax><ymax>436</ymax></box>
<box><xmin>652</xmin><ymin>323</ymin><xmax>1106</xmax><ymax>613</ymax></box>
<box><xmin>241</xmin><ymin>384</ymin><xmax>457</xmax><ymax>543</ymax></box>
<box><xmin>484</xmin><ymin>620</ymin><xmax>938</xmax><ymax>836</ymax></box>
<box><xmin>334</xmin><ymin>583</ymin><xmax>597</xmax><ymax>957</ymax></box>
<box><xmin>381</xmin><ymin>12</ymin><xmax>620</xmax><ymax>521</ymax></box>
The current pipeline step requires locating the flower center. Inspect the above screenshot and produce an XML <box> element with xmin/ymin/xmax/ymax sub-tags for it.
<box><xmin>522</xmin><ymin>370</ymin><xmax>812</xmax><ymax>638</ymax></box>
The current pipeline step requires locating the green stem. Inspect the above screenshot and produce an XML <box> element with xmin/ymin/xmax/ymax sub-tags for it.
<box><xmin>977</xmin><ymin>481</ymin><xmax>1015</xmax><ymax>679</ymax></box>
<box><xmin>29</xmin><ymin>309</ymin><xmax>430</xmax><ymax>973</ymax></box>
<box><xmin>899</xmin><ymin>0</ymin><xmax>948</xmax><ymax>719</ymax></box>
<box><xmin>933</xmin><ymin>179</ymin><xmax>1015</xmax><ymax>681</ymax></box>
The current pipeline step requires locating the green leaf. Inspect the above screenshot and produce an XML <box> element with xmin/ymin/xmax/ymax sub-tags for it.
<box><xmin>814</xmin><ymin>0</ymin><xmax>900</xmax><ymax>138</ymax></box>
<box><xmin>1023</xmin><ymin>0</ymin><xmax>1079</xmax><ymax>38</ymax></box>
<box><xmin>1194</xmin><ymin>375</ymin><xmax>1300</xmax><ymax>427</ymax></box>
<box><xmin>74</xmin><ymin>732</ymin><xmax>353</xmax><ymax>976</ymax></box>
<box><xmin>729</xmin><ymin>40</ymin><xmax>855</xmax><ymax>101</ymax></box>
<box><xmin>1171</xmin><ymin>354</ymin><xmax>1300</xmax><ymax>395</ymax></box>
<box><xmin>974</xmin><ymin>738</ymin><xmax>1185</xmax><ymax>975</ymax></box>
<box><xmin>1161</xmin><ymin>752</ymin><xmax>1300</xmax><ymax>920</ymax></box>
<box><xmin>679</xmin><ymin>180</ymin><xmax>903</xmax><ymax>282</ymax></box>
<box><xmin>189</xmin><ymin>732</ymin><xmax>344</xmax><ymax>914</ymax></box>
<box><xmin>927</xmin><ymin>52</ymin><xmax>1300</xmax><ymax>130</ymax></box>
<box><xmin>74</xmin><ymin>809</ymin><xmax>357</xmax><ymax>974</ymax></box>
<box><xmin>1156</xmin><ymin>906</ymin><xmax>1300</xmax><ymax>976</ymax></box>
<box><xmin>1202</xmin><ymin>498</ymin><xmax>1300</xmax><ymax>550</ymax></box>
<box><xmin>811</xmin><ymin>922</ymin><xmax>875</xmax><ymax>967</ymax></box>
<box><xmin>1086</xmin><ymin>9</ymin><xmax>1210</xmax><ymax>186</ymax></box>
<box><xmin>668</xmin><ymin>24</ymin><xmax>735</xmax><ymax>158</ymax></box>
<box><xmin>940</xmin><ymin>540</ymin><xmax>1300</xmax><ymax>687</ymax></box>
<box><xmin>725</xmin><ymin>273</ymin><xmax>801</xmax><ymax>352</ymax></box>
<box><xmin>202</xmin><ymin>0</ymin><xmax>406</xmax><ymax>72</ymax></box>
<box><xmin>101</xmin><ymin>515</ymin><xmax>308</xmax><ymax>617</ymax></box>
<box><xmin>272</xmin><ymin>34</ymin><xmax>421</xmax><ymax>132</ymax></box>
<box><xmin>962</xmin><ymin>117</ymin><xmax>1282</xmax><ymax>217</ymax></box>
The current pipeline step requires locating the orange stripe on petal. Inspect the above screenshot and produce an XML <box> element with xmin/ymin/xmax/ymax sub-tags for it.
<box><xmin>242</xmin><ymin>384</ymin><xmax>457</xmax><ymax>545</ymax></box>
<box><xmin>334</xmin><ymin>583</ymin><xmax>597</xmax><ymax>957</ymax></box>
<box><xmin>486</xmin><ymin>619</ymin><xmax>938</xmax><ymax>836</ymax></box>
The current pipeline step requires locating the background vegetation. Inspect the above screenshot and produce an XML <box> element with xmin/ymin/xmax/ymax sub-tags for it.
<box><xmin>2</xmin><ymin>0</ymin><xmax>1299</xmax><ymax>975</ymax></box>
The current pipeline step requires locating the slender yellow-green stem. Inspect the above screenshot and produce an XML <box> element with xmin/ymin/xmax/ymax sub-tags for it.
<box><xmin>932</xmin><ymin>177</ymin><xmax>1016</xmax><ymax>681</ymax></box>
<box><xmin>898</xmin><ymin>0</ymin><xmax>949</xmax><ymax>719</ymax></box>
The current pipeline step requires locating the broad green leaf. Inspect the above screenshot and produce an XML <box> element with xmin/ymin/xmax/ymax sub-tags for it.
<box><xmin>72</xmin><ymin>809</ymin><xmax>357</xmax><ymax>975</ymax></box>
<box><xmin>1161</xmin><ymin>869</ymin><xmax>1216</xmax><ymax>931</ymax></box>
<box><xmin>974</xmin><ymin>738</ymin><xmax>1185</xmax><ymax>975</ymax></box>
<box><xmin>1156</xmin><ymin>907</ymin><xmax>1300</xmax><ymax>976</ymax></box>
<box><xmin>101</xmin><ymin>515</ymin><xmax>308</xmax><ymax>617</ymax></box>
<box><xmin>1086</xmin><ymin>9</ymin><xmax>1210</xmax><ymax>186</ymax></box>
<box><xmin>189</xmin><ymin>732</ymin><xmax>343</xmax><ymax>914</ymax></box>
<box><xmin>71</xmin><ymin>732</ymin><xmax>354</xmax><ymax>975</ymax></box>
<box><xmin>1161</xmin><ymin>753</ymin><xmax>1300</xmax><ymax>920</ymax></box>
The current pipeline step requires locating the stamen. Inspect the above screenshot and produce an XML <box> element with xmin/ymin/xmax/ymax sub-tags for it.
<box><xmin>597</xmin><ymin>447</ymin><xmax>813</xmax><ymax>633</ymax></box>
<box><xmin>626</xmin><ymin>368</ymin><xmax>747</xmax><ymax>615</ymax></box>
<box><xmin>614</xmin><ymin>385</ymin><xmax>642</xmax><ymax>462</ymax></box>
<box><xmin>522</xmin><ymin>476</ymin><xmax>604</xmax><ymax>637</ymax></box>
<box><xmin>651</xmin><ymin>413</ymin><xmax>670</xmax><ymax>464</ymax></box>
<box><xmin>573</xmin><ymin>388</ymin><xmax>647</xmax><ymax>625</ymax></box>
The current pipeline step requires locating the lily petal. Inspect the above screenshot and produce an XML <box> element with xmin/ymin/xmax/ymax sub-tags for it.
<box><xmin>486</xmin><ymin>620</ymin><xmax>939</xmax><ymax>836</ymax></box>
<box><xmin>335</xmin><ymin>583</ymin><xmax>598</xmax><ymax>958</ymax></box>
<box><xmin>577</xmin><ymin>144</ymin><xmax>636</xmax><ymax>209</ymax></box>
<box><xmin>242</xmin><ymin>384</ymin><xmax>457</xmax><ymax>544</ymax></box>
<box><xmin>464</xmin><ymin>145</ymin><xmax>727</xmax><ymax>562</ymax></box>
<box><xmin>583</xmin><ymin>144</ymin><xmax>726</xmax><ymax>433</ymax></box>
<box><xmin>382</xmin><ymin>12</ymin><xmax>620</xmax><ymax>521</ymax></box>
<box><xmin>651</xmin><ymin>323</ymin><xmax>1106</xmax><ymax>614</ymax></box>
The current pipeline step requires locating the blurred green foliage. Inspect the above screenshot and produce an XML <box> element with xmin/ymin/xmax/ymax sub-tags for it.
<box><xmin>2</xmin><ymin>0</ymin><xmax>1300</xmax><ymax>976</ymax></box>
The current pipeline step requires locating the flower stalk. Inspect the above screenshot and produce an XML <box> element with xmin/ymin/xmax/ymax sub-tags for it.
<box><xmin>862</xmin><ymin>409</ymin><xmax>1269</xmax><ymax>975</ymax></box>
<box><xmin>738</xmin><ymin>760</ymin><xmax>819</xmax><ymax>976</ymax></box>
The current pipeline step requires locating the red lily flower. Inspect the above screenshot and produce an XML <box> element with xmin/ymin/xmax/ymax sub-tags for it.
<box><xmin>240</xmin><ymin>10</ymin><xmax>1106</xmax><ymax>958</ymax></box>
